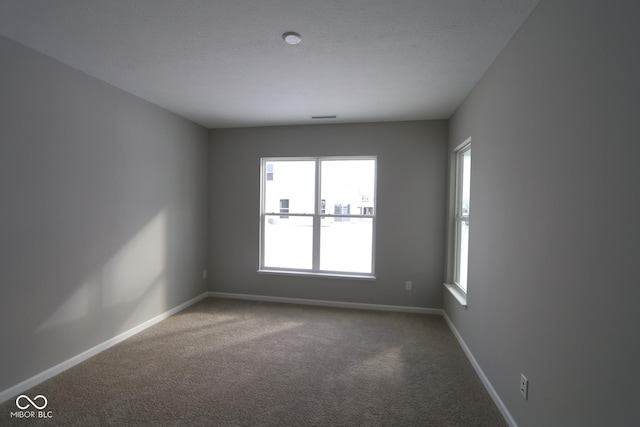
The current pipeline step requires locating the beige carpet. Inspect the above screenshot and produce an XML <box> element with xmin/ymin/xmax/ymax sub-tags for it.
<box><xmin>0</xmin><ymin>298</ymin><xmax>507</xmax><ymax>426</ymax></box>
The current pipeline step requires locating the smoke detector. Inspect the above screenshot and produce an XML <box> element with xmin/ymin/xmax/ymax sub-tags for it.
<box><xmin>283</xmin><ymin>32</ymin><xmax>302</xmax><ymax>45</ymax></box>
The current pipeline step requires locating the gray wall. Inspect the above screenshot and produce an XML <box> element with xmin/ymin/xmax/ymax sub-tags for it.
<box><xmin>209</xmin><ymin>121</ymin><xmax>447</xmax><ymax>308</ymax></box>
<box><xmin>445</xmin><ymin>1</ymin><xmax>640</xmax><ymax>426</ymax></box>
<box><xmin>0</xmin><ymin>36</ymin><xmax>209</xmax><ymax>392</ymax></box>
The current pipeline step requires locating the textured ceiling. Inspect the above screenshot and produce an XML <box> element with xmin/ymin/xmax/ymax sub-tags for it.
<box><xmin>0</xmin><ymin>0</ymin><xmax>540</xmax><ymax>128</ymax></box>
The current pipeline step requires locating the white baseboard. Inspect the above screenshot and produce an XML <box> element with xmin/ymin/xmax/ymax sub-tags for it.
<box><xmin>0</xmin><ymin>292</ymin><xmax>209</xmax><ymax>405</ymax></box>
<box><xmin>207</xmin><ymin>291</ymin><xmax>444</xmax><ymax>315</ymax></box>
<box><xmin>442</xmin><ymin>312</ymin><xmax>517</xmax><ymax>427</ymax></box>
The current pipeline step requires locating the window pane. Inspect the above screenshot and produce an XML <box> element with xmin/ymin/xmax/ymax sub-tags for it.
<box><xmin>461</xmin><ymin>149</ymin><xmax>471</xmax><ymax>216</ymax></box>
<box><xmin>456</xmin><ymin>218</ymin><xmax>469</xmax><ymax>291</ymax></box>
<box><xmin>321</xmin><ymin>159</ymin><xmax>375</xmax><ymax>216</ymax></box>
<box><xmin>264</xmin><ymin>161</ymin><xmax>315</xmax><ymax>214</ymax></box>
<box><xmin>263</xmin><ymin>215</ymin><xmax>312</xmax><ymax>269</ymax></box>
<box><xmin>320</xmin><ymin>218</ymin><xmax>373</xmax><ymax>273</ymax></box>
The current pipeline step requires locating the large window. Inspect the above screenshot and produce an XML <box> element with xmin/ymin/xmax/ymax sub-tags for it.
<box><xmin>260</xmin><ymin>157</ymin><xmax>376</xmax><ymax>277</ymax></box>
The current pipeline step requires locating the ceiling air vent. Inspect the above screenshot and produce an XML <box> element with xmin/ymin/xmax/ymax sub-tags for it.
<box><xmin>311</xmin><ymin>116</ymin><xmax>337</xmax><ymax>119</ymax></box>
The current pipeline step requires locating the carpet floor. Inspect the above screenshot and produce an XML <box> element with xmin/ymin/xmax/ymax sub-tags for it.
<box><xmin>0</xmin><ymin>298</ymin><xmax>507</xmax><ymax>426</ymax></box>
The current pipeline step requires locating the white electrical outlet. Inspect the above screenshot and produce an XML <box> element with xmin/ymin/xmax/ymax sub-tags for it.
<box><xmin>405</xmin><ymin>281</ymin><xmax>412</xmax><ymax>290</ymax></box>
<box><xmin>203</xmin><ymin>269</ymin><xmax>207</xmax><ymax>279</ymax></box>
<box><xmin>520</xmin><ymin>374</ymin><xmax>528</xmax><ymax>399</ymax></box>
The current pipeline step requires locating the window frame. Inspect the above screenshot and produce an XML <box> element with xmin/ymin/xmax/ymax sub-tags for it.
<box><xmin>259</xmin><ymin>156</ymin><xmax>377</xmax><ymax>279</ymax></box>
<box><xmin>444</xmin><ymin>138</ymin><xmax>471</xmax><ymax>306</ymax></box>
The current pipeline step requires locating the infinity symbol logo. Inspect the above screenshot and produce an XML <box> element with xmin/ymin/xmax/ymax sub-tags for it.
<box><xmin>15</xmin><ymin>394</ymin><xmax>48</xmax><ymax>410</ymax></box>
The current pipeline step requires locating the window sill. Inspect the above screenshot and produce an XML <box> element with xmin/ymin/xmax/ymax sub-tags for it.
<box><xmin>258</xmin><ymin>269</ymin><xmax>376</xmax><ymax>281</ymax></box>
<box><xmin>444</xmin><ymin>282</ymin><xmax>467</xmax><ymax>307</ymax></box>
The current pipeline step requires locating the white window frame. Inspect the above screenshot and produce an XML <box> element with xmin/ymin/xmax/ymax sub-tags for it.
<box><xmin>259</xmin><ymin>156</ymin><xmax>377</xmax><ymax>280</ymax></box>
<box><xmin>444</xmin><ymin>138</ymin><xmax>471</xmax><ymax>306</ymax></box>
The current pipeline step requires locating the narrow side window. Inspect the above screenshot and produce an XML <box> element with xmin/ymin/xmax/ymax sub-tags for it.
<box><xmin>454</xmin><ymin>144</ymin><xmax>471</xmax><ymax>292</ymax></box>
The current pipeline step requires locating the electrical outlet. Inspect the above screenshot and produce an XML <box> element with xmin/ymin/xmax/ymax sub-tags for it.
<box><xmin>405</xmin><ymin>281</ymin><xmax>412</xmax><ymax>290</ymax></box>
<box><xmin>203</xmin><ymin>269</ymin><xmax>207</xmax><ymax>279</ymax></box>
<box><xmin>520</xmin><ymin>374</ymin><xmax>528</xmax><ymax>399</ymax></box>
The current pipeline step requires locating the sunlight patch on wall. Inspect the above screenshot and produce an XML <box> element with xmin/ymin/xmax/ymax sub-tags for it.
<box><xmin>101</xmin><ymin>211</ymin><xmax>166</xmax><ymax>308</ymax></box>
<box><xmin>35</xmin><ymin>211</ymin><xmax>168</xmax><ymax>333</ymax></box>
<box><xmin>35</xmin><ymin>276</ymin><xmax>98</xmax><ymax>333</ymax></box>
